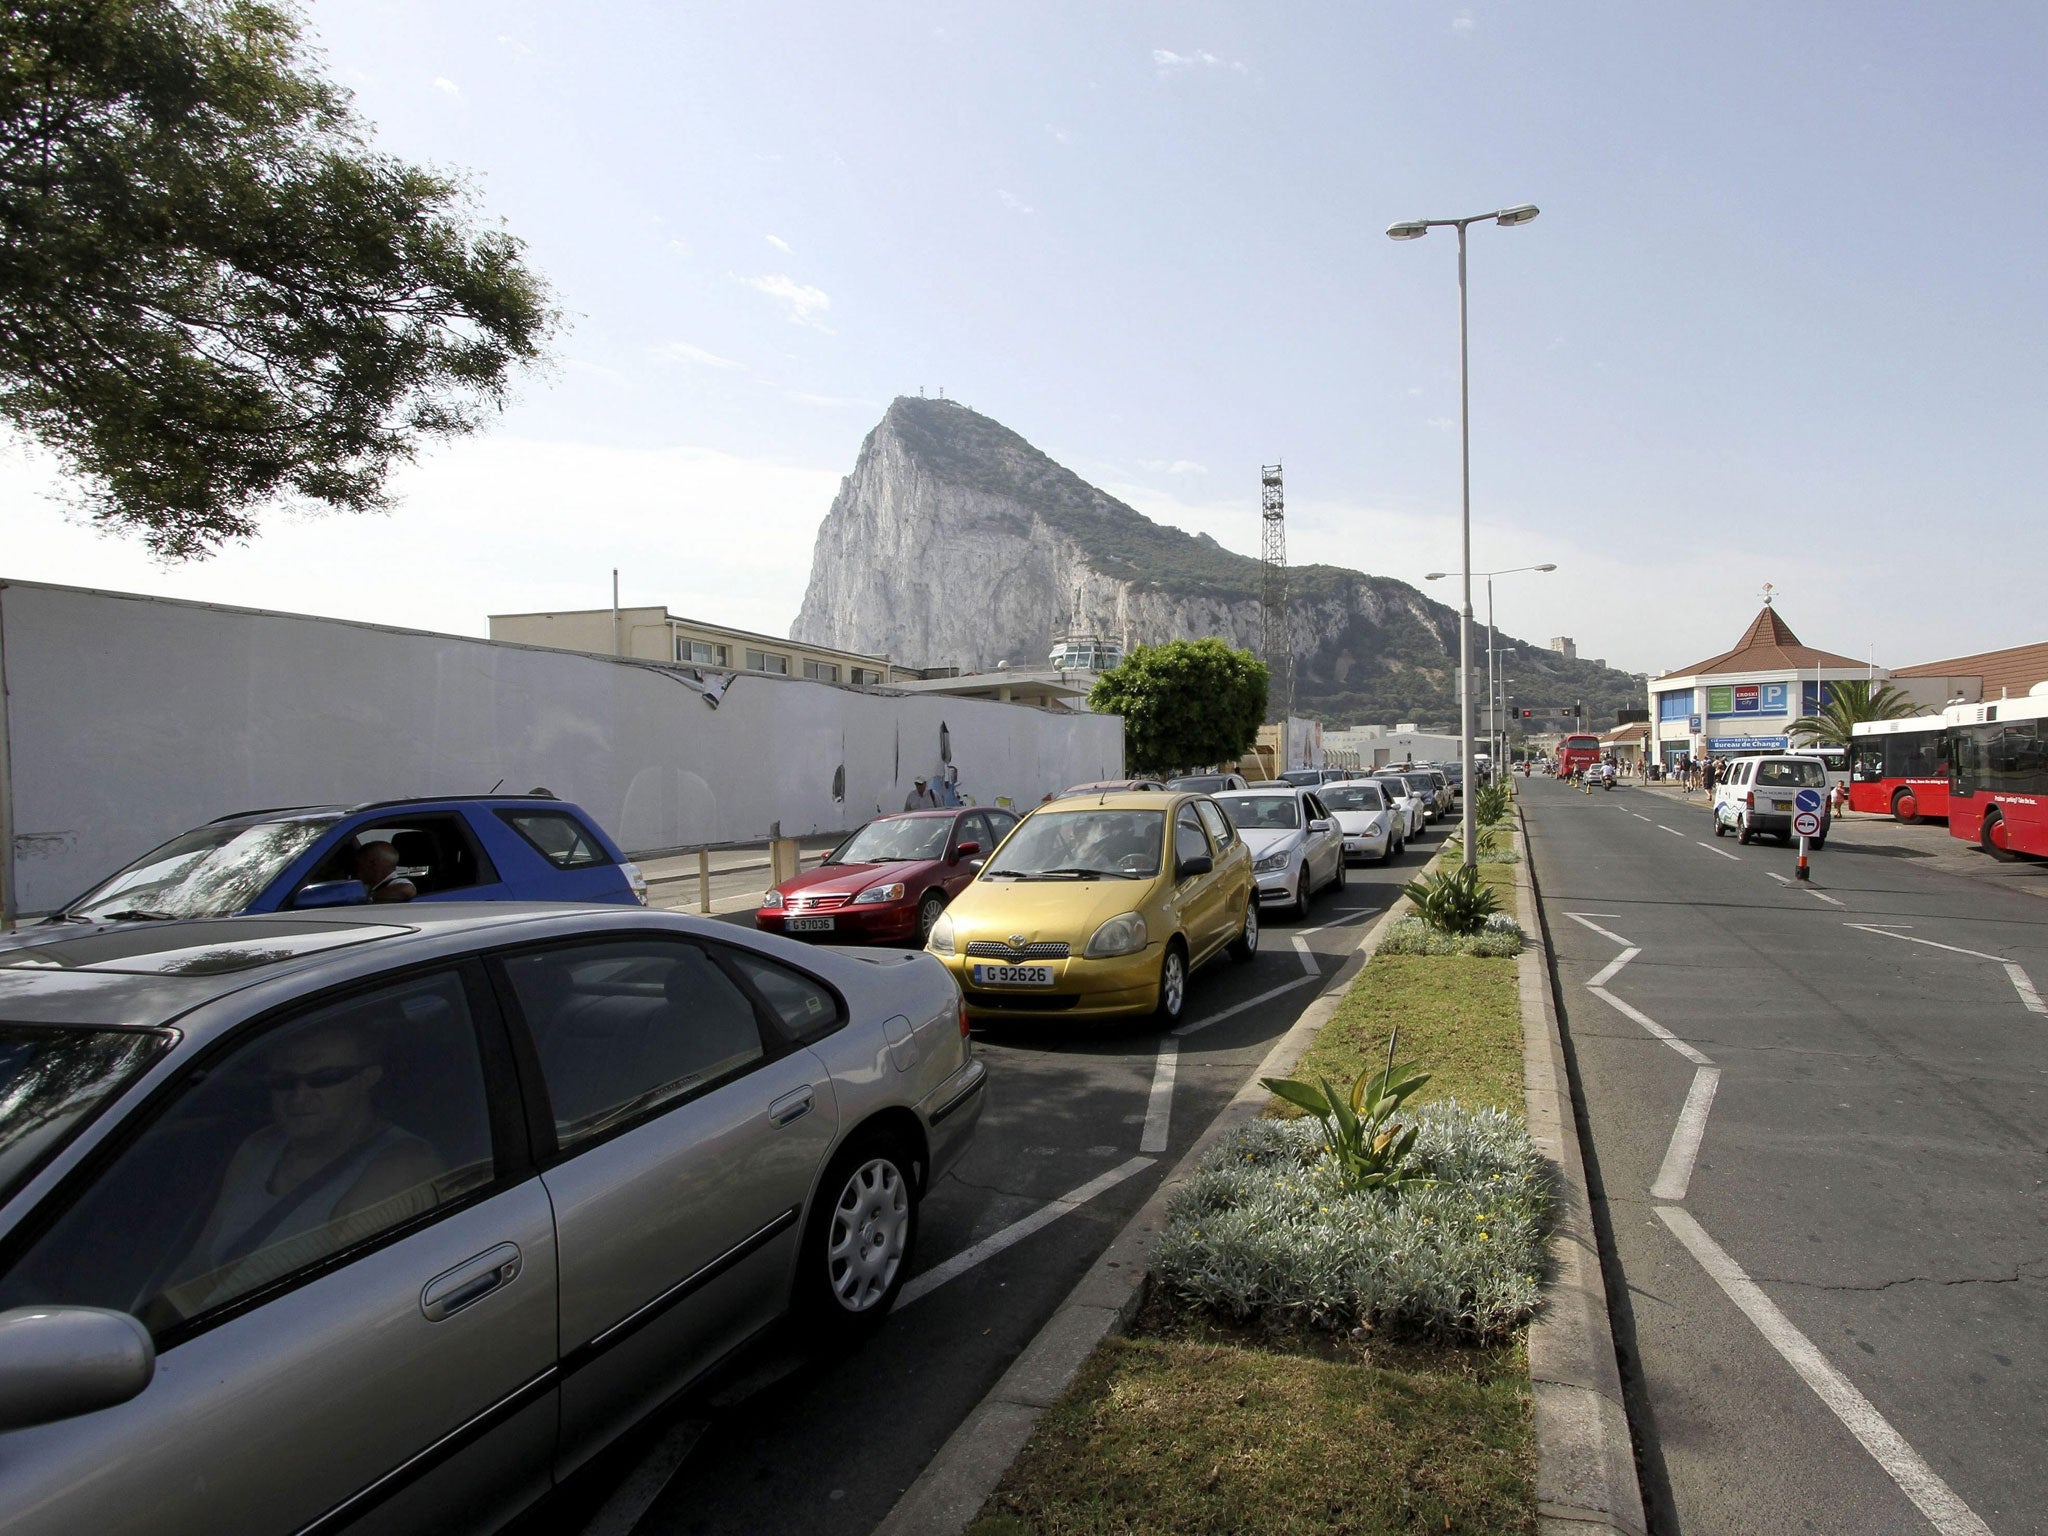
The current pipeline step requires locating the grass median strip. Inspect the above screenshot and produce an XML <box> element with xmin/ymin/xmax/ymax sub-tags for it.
<box><xmin>968</xmin><ymin>818</ymin><xmax>1537</xmax><ymax>1535</ymax></box>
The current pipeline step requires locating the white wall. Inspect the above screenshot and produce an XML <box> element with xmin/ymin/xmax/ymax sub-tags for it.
<box><xmin>0</xmin><ymin>582</ymin><xmax>1124</xmax><ymax>918</ymax></box>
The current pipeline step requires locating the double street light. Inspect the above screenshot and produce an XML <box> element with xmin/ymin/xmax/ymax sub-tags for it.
<box><xmin>1426</xmin><ymin>564</ymin><xmax>1557</xmax><ymax>778</ymax></box>
<box><xmin>1391</xmin><ymin>204</ymin><xmax>1539</xmax><ymax>869</ymax></box>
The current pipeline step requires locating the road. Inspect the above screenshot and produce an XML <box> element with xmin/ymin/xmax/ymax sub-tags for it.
<box><xmin>1525</xmin><ymin>774</ymin><xmax>2048</xmax><ymax>1536</ymax></box>
<box><xmin>513</xmin><ymin>814</ymin><xmax>1441</xmax><ymax>1536</ymax></box>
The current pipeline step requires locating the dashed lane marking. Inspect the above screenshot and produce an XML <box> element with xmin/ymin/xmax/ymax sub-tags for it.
<box><xmin>899</xmin><ymin>1156</ymin><xmax>1156</xmax><ymax>1307</ymax></box>
<box><xmin>1139</xmin><ymin>1038</ymin><xmax>1178</xmax><ymax>1153</ymax></box>
<box><xmin>1290</xmin><ymin>935</ymin><xmax>1321</xmax><ymax>978</ymax></box>
<box><xmin>1657</xmin><ymin>1207</ymin><xmax>1996</xmax><ymax>1536</ymax></box>
<box><xmin>1659</xmin><ymin>825</ymin><xmax>1685</xmax><ymax>837</ymax></box>
<box><xmin>1698</xmin><ymin>842</ymin><xmax>1740</xmax><ymax>860</ymax></box>
<box><xmin>1806</xmin><ymin>889</ymin><xmax>1846</xmax><ymax>907</ymax></box>
<box><xmin>1847</xmin><ymin>923</ymin><xmax>2048</xmax><ymax>1017</ymax></box>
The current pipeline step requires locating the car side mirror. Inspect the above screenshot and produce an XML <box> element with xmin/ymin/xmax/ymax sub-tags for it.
<box><xmin>0</xmin><ymin>1307</ymin><xmax>155</xmax><ymax>1431</ymax></box>
<box><xmin>1177</xmin><ymin>853</ymin><xmax>1213</xmax><ymax>879</ymax></box>
<box><xmin>1309</xmin><ymin>818</ymin><xmax>1333</xmax><ymax>833</ymax></box>
<box><xmin>953</xmin><ymin>840</ymin><xmax>981</xmax><ymax>861</ymax></box>
<box><xmin>293</xmin><ymin>879</ymin><xmax>368</xmax><ymax>910</ymax></box>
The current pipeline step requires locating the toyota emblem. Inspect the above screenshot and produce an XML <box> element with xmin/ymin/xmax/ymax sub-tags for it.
<box><xmin>1008</xmin><ymin>934</ymin><xmax>1028</xmax><ymax>948</ymax></box>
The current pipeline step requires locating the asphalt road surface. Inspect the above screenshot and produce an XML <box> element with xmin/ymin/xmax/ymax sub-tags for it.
<box><xmin>510</xmin><ymin>814</ymin><xmax>1440</xmax><ymax>1536</ymax></box>
<box><xmin>1525</xmin><ymin>774</ymin><xmax>2047</xmax><ymax>1536</ymax></box>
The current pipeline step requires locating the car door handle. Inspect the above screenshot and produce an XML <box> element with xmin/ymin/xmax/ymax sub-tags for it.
<box><xmin>421</xmin><ymin>1242</ymin><xmax>522</xmax><ymax>1322</ymax></box>
<box><xmin>769</xmin><ymin>1086</ymin><xmax>815</xmax><ymax>1126</ymax></box>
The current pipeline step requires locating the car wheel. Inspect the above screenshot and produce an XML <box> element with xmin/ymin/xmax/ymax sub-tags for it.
<box><xmin>1154</xmin><ymin>942</ymin><xmax>1189</xmax><ymax>1024</ymax></box>
<box><xmin>1736</xmin><ymin>816</ymin><xmax>1753</xmax><ymax>845</ymax></box>
<box><xmin>798</xmin><ymin>1134</ymin><xmax>919</xmax><ymax>1344</ymax></box>
<box><xmin>1333</xmin><ymin>855</ymin><xmax>1347</xmax><ymax>892</ymax></box>
<box><xmin>1713</xmin><ymin>816</ymin><xmax>1726</xmax><ymax>838</ymax></box>
<box><xmin>1291</xmin><ymin>869</ymin><xmax>1312</xmax><ymax>921</ymax></box>
<box><xmin>1229</xmin><ymin>901</ymin><xmax>1259</xmax><ymax>963</ymax></box>
<box><xmin>916</xmin><ymin>892</ymin><xmax>946</xmax><ymax>945</ymax></box>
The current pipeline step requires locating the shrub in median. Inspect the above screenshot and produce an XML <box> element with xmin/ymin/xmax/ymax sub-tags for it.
<box><xmin>1154</xmin><ymin>1111</ymin><xmax>1549</xmax><ymax>1341</ymax></box>
<box><xmin>1402</xmin><ymin>862</ymin><xmax>1502</xmax><ymax>934</ymax></box>
<box><xmin>1378</xmin><ymin>912</ymin><xmax>1524</xmax><ymax>958</ymax></box>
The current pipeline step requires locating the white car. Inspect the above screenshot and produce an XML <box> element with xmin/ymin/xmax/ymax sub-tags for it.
<box><xmin>1212</xmin><ymin>787</ymin><xmax>1345</xmax><ymax>921</ymax></box>
<box><xmin>1319</xmin><ymin>780</ymin><xmax>1400</xmax><ymax>863</ymax></box>
<box><xmin>1373</xmin><ymin>774</ymin><xmax>1432</xmax><ymax>838</ymax></box>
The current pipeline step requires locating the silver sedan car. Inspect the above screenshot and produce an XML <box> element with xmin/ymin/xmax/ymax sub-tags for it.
<box><xmin>0</xmin><ymin>905</ymin><xmax>984</xmax><ymax>1536</ymax></box>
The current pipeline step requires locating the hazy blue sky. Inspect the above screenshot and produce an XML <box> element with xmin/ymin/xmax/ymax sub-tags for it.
<box><xmin>7</xmin><ymin>1</ymin><xmax>2045</xmax><ymax>679</ymax></box>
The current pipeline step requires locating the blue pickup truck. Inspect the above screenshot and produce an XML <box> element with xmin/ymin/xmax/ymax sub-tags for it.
<box><xmin>24</xmin><ymin>796</ymin><xmax>646</xmax><ymax>934</ymax></box>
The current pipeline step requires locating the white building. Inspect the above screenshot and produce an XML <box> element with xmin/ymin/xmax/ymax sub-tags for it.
<box><xmin>1647</xmin><ymin>605</ymin><xmax>1878</xmax><ymax>769</ymax></box>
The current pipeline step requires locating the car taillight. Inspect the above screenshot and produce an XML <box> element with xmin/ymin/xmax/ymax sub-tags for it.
<box><xmin>1746</xmin><ymin>791</ymin><xmax>1754</xmax><ymax>809</ymax></box>
<box><xmin>959</xmin><ymin>999</ymin><xmax>971</xmax><ymax>1038</ymax></box>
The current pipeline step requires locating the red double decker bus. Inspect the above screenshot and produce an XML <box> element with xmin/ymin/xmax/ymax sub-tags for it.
<box><xmin>1946</xmin><ymin>691</ymin><xmax>2048</xmax><ymax>860</ymax></box>
<box><xmin>1555</xmin><ymin>734</ymin><xmax>1601</xmax><ymax>776</ymax></box>
<box><xmin>1848</xmin><ymin>715</ymin><xmax>1949</xmax><ymax>823</ymax></box>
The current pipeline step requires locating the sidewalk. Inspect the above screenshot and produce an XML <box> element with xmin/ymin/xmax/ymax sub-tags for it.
<box><xmin>637</xmin><ymin>834</ymin><xmax>843</xmax><ymax>916</ymax></box>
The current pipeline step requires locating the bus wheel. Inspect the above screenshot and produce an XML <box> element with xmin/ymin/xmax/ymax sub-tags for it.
<box><xmin>1983</xmin><ymin>812</ymin><xmax>2019</xmax><ymax>862</ymax></box>
<box><xmin>1892</xmin><ymin>789</ymin><xmax>1918</xmax><ymax>825</ymax></box>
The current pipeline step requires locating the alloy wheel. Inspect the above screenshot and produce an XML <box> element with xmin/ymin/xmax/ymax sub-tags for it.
<box><xmin>824</xmin><ymin>1158</ymin><xmax>910</xmax><ymax>1313</ymax></box>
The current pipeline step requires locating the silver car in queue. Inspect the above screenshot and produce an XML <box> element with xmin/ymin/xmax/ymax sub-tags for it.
<box><xmin>0</xmin><ymin>905</ymin><xmax>985</xmax><ymax>1536</ymax></box>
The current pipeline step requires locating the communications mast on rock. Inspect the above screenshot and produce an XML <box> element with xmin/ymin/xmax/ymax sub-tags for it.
<box><xmin>1259</xmin><ymin>463</ymin><xmax>1293</xmax><ymax>719</ymax></box>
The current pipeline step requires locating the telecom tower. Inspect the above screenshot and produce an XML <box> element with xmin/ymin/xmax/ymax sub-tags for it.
<box><xmin>1259</xmin><ymin>464</ymin><xmax>1293</xmax><ymax>719</ymax></box>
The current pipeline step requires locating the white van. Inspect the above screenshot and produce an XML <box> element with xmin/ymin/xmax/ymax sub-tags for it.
<box><xmin>1711</xmin><ymin>755</ymin><xmax>1831</xmax><ymax>845</ymax></box>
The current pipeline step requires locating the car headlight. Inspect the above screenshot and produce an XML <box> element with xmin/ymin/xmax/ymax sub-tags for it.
<box><xmin>1364</xmin><ymin>817</ymin><xmax>1383</xmax><ymax>835</ymax></box>
<box><xmin>762</xmin><ymin>889</ymin><xmax>784</xmax><ymax>909</ymax></box>
<box><xmin>1254</xmin><ymin>848</ymin><xmax>1292</xmax><ymax>873</ymax></box>
<box><xmin>1084</xmin><ymin>911</ymin><xmax>1150</xmax><ymax>958</ymax></box>
<box><xmin>621</xmin><ymin>861</ymin><xmax>648</xmax><ymax>905</ymax></box>
<box><xmin>928</xmin><ymin>912</ymin><xmax>956</xmax><ymax>955</ymax></box>
<box><xmin>854</xmin><ymin>882</ymin><xmax>906</xmax><ymax>904</ymax></box>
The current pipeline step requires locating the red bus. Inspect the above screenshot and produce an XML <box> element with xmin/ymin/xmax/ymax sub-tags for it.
<box><xmin>1848</xmin><ymin>715</ymin><xmax>1949</xmax><ymax>822</ymax></box>
<box><xmin>1946</xmin><ymin>692</ymin><xmax>2048</xmax><ymax>860</ymax></box>
<box><xmin>1555</xmin><ymin>734</ymin><xmax>1601</xmax><ymax>776</ymax></box>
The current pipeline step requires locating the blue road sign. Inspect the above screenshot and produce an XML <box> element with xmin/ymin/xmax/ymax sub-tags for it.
<box><xmin>1794</xmin><ymin>788</ymin><xmax>1825</xmax><ymax>815</ymax></box>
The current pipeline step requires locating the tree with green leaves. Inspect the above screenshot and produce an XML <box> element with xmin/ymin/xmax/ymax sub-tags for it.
<box><xmin>1788</xmin><ymin>678</ymin><xmax>1921</xmax><ymax>749</ymax></box>
<box><xmin>1087</xmin><ymin>639</ymin><xmax>1268</xmax><ymax>775</ymax></box>
<box><xmin>0</xmin><ymin>0</ymin><xmax>556</xmax><ymax>557</ymax></box>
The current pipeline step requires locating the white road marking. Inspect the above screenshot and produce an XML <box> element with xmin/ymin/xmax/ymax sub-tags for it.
<box><xmin>1588</xmin><ymin>946</ymin><xmax>1641</xmax><ymax>989</ymax></box>
<box><xmin>1565</xmin><ymin>912</ymin><xmax>1635</xmax><ymax>946</ymax></box>
<box><xmin>2004</xmin><ymin>964</ymin><xmax>2047</xmax><ymax>1016</ymax></box>
<box><xmin>1650</xmin><ymin>1066</ymin><xmax>1721</xmax><ymax>1201</ymax></box>
<box><xmin>1291</xmin><ymin>935</ymin><xmax>1321</xmax><ymax>977</ymax></box>
<box><xmin>1171</xmin><ymin>975</ymin><xmax>1318</xmax><ymax>1038</ymax></box>
<box><xmin>1806</xmin><ymin>889</ymin><xmax>1846</xmax><ymax>907</ymax></box>
<box><xmin>1768</xmin><ymin>872</ymin><xmax>1794</xmax><ymax>885</ymax></box>
<box><xmin>1846</xmin><ymin>924</ymin><xmax>2006</xmax><ymax>963</ymax></box>
<box><xmin>1293</xmin><ymin>907</ymin><xmax>1379</xmax><ymax>938</ymax></box>
<box><xmin>899</xmin><ymin>1156</ymin><xmax>1156</xmax><ymax>1306</ymax></box>
<box><xmin>1589</xmin><ymin>986</ymin><xmax>1715</xmax><ymax>1067</ymax></box>
<box><xmin>1659</xmin><ymin>825</ymin><xmax>1684</xmax><ymax>837</ymax></box>
<box><xmin>1632</xmin><ymin>813</ymin><xmax>1653</xmax><ymax>822</ymax></box>
<box><xmin>1698</xmin><ymin>842</ymin><xmax>1741</xmax><ymax>860</ymax></box>
<box><xmin>1139</xmin><ymin>1038</ymin><xmax>1178</xmax><ymax>1153</ymax></box>
<box><xmin>1656</xmin><ymin>1207</ymin><xmax>1995</xmax><ymax>1536</ymax></box>
<box><xmin>580</xmin><ymin>1419</ymin><xmax>707</xmax><ymax>1536</ymax></box>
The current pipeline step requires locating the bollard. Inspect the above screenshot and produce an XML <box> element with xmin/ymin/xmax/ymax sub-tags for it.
<box><xmin>698</xmin><ymin>848</ymin><xmax>712</xmax><ymax>914</ymax></box>
<box><xmin>770</xmin><ymin>837</ymin><xmax>801</xmax><ymax>887</ymax></box>
<box><xmin>1796</xmin><ymin>834</ymin><xmax>1811</xmax><ymax>881</ymax></box>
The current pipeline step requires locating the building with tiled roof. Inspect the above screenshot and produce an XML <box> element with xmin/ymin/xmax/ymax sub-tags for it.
<box><xmin>1889</xmin><ymin>641</ymin><xmax>2048</xmax><ymax>707</ymax></box>
<box><xmin>1646</xmin><ymin>605</ymin><xmax>1879</xmax><ymax>768</ymax></box>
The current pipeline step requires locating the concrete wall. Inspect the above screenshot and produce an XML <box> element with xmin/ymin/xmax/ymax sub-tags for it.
<box><xmin>0</xmin><ymin>582</ymin><xmax>1125</xmax><ymax>919</ymax></box>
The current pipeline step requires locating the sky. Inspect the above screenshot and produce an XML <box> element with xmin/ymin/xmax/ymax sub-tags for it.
<box><xmin>6</xmin><ymin>1</ymin><xmax>2047</xmax><ymax>680</ymax></box>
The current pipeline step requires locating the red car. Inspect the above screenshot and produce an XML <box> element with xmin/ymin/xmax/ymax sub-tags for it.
<box><xmin>757</xmin><ymin>807</ymin><xmax>1021</xmax><ymax>945</ymax></box>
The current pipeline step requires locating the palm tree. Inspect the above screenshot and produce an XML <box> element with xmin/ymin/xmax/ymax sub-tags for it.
<box><xmin>1788</xmin><ymin>679</ymin><xmax>1920</xmax><ymax>749</ymax></box>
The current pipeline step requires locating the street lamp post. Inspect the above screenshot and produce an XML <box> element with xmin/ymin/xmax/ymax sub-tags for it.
<box><xmin>1425</xmin><ymin>560</ymin><xmax>1555</xmax><ymax>801</ymax></box>
<box><xmin>1392</xmin><ymin>204</ymin><xmax>1540</xmax><ymax>871</ymax></box>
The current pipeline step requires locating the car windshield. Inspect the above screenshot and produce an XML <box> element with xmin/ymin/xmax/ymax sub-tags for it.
<box><xmin>61</xmin><ymin>819</ymin><xmax>339</xmax><ymax>921</ymax></box>
<box><xmin>1321</xmin><ymin>785</ymin><xmax>1385</xmax><ymax>812</ymax></box>
<box><xmin>1378</xmin><ymin>778</ymin><xmax>1420</xmax><ymax>797</ymax></box>
<box><xmin>1756</xmin><ymin>760</ymin><xmax>1827</xmax><ymax>788</ymax></box>
<box><xmin>1167</xmin><ymin>776</ymin><xmax>1229</xmax><ymax>792</ymax></box>
<box><xmin>1215</xmin><ymin>795</ymin><xmax>1302</xmax><ymax>831</ymax></box>
<box><xmin>827</xmin><ymin>817</ymin><xmax>952</xmax><ymax>865</ymax></box>
<box><xmin>0</xmin><ymin>1026</ymin><xmax>170</xmax><ymax>1203</ymax></box>
<box><xmin>981</xmin><ymin>809</ymin><xmax>1165</xmax><ymax>879</ymax></box>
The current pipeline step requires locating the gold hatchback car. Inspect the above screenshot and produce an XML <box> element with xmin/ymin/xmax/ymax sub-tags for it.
<box><xmin>926</xmin><ymin>791</ymin><xmax>1257</xmax><ymax>1026</ymax></box>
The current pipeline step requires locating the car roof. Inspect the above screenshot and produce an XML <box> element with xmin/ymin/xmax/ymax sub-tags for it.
<box><xmin>0</xmin><ymin>905</ymin><xmax>649</xmax><ymax>1033</ymax></box>
<box><xmin>1034</xmin><ymin>791</ymin><xmax>1184</xmax><ymax>811</ymax></box>
<box><xmin>206</xmin><ymin>793</ymin><xmax>576</xmax><ymax>827</ymax></box>
<box><xmin>1216</xmin><ymin>784</ymin><xmax>1308</xmax><ymax>797</ymax></box>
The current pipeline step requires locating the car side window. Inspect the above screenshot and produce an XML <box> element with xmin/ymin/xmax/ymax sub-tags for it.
<box><xmin>501</xmin><ymin>940</ymin><xmax>768</xmax><ymax>1153</ymax></box>
<box><xmin>959</xmin><ymin>812</ymin><xmax>993</xmax><ymax>853</ymax></box>
<box><xmin>1306</xmin><ymin>795</ymin><xmax>1328</xmax><ymax>822</ymax></box>
<box><xmin>723</xmin><ymin>949</ymin><xmax>845</xmax><ymax>1046</ymax></box>
<box><xmin>1175</xmin><ymin>808</ymin><xmax>1212</xmax><ymax>866</ymax></box>
<box><xmin>499</xmin><ymin>809</ymin><xmax>611</xmax><ymax>870</ymax></box>
<box><xmin>305</xmin><ymin>814</ymin><xmax>498</xmax><ymax>896</ymax></box>
<box><xmin>1194</xmin><ymin>799</ymin><xmax>1234</xmax><ymax>847</ymax></box>
<box><xmin>0</xmin><ymin>972</ymin><xmax>496</xmax><ymax>1342</ymax></box>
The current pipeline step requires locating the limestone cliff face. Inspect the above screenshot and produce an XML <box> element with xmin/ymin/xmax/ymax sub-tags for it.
<box><xmin>794</xmin><ymin>397</ymin><xmax>1633</xmax><ymax>728</ymax></box>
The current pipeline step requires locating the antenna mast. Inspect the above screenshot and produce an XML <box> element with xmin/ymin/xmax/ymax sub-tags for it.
<box><xmin>1259</xmin><ymin>464</ymin><xmax>1293</xmax><ymax>719</ymax></box>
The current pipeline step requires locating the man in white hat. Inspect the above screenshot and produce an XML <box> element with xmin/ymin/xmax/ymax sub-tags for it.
<box><xmin>903</xmin><ymin>774</ymin><xmax>940</xmax><ymax>811</ymax></box>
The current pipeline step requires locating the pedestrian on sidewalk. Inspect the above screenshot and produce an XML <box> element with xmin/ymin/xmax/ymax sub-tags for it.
<box><xmin>903</xmin><ymin>775</ymin><xmax>940</xmax><ymax>810</ymax></box>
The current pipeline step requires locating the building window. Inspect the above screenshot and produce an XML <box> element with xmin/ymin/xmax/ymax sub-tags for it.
<box><xmin>678</xmin><ymin>638</ymin><xmax>728</xmax><ymax>667</ymax></box>
<box><xmin>802</xmin><ymin>660</ymin><xmax>841</xmax><ymax>683</ymax></box>
<box><xmin>745</xmin><ymin>649</ymin><xmax>789</xmax><ymax>675</ymax></box>
<box><xmin>1657</xmin><ymin>690</ymin><xmax>1693</xmax><ymax>722</ymax></box>
<box><xmin>851</xmin><ymin>668</ymin><xmax>883</xmax><ymax>686</ymax></box>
